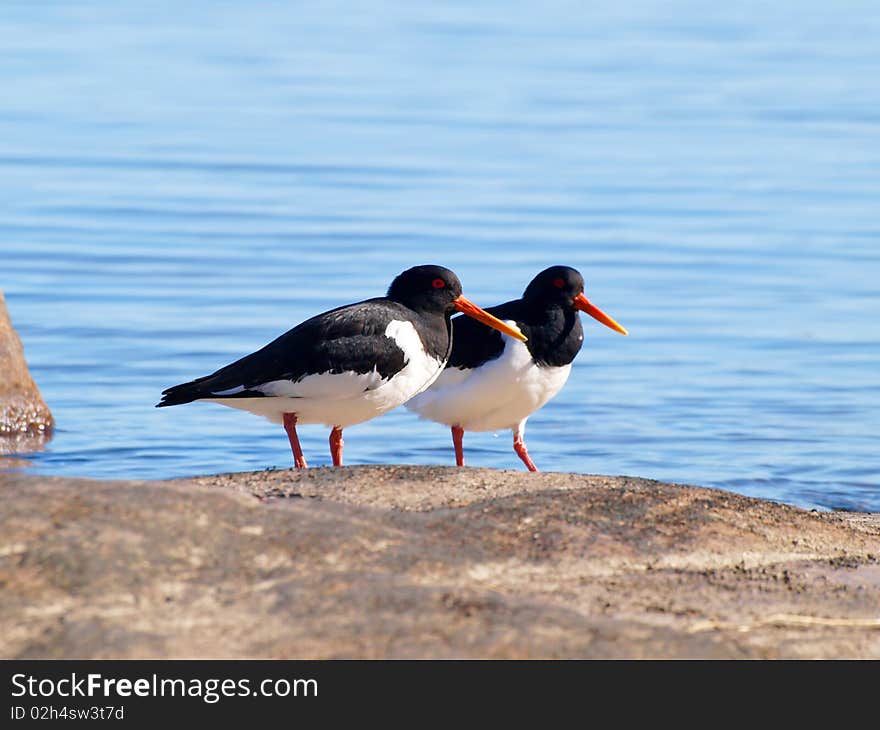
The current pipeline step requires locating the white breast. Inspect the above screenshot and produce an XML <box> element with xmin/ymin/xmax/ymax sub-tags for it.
<box><xmin>406</xmin><ymin>333</ymin><xmax>571</xmax><ymax>432</ymax></box>
<box><xmin>209</xmin><ymin>319</ymin><xmax>445</xmax><ymax>428</ymax></box>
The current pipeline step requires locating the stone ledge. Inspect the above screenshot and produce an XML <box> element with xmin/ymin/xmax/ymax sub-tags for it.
<box><xmin>1</xmin><ymin>466</ymin><xmax>878</xmax><ymax>658</ymax></box>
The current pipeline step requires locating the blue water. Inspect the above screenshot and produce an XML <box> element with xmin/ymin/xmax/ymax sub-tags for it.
<box><xmin>2</xmin><ymin>1</ymin><xmax>878</xmax><ymax>511</ymax></box>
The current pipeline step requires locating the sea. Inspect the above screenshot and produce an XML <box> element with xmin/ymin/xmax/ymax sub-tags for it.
<box><xmin>2</xmin><ymin>1</ymin><xmax>878</xmax><ymax>511</ymax></box>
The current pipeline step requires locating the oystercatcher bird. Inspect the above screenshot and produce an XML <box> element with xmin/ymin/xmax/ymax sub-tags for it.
<box><xmin>406</xmin><ymin>266</ymin><xmax>627</xmax><ymax>471</ymax></box>
<box><xmin>156</xmin><ymin>265</ymin><xmax>525</xmax><ymax>468</ymax></box>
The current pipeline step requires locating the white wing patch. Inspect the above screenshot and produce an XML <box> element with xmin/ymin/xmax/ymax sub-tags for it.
<box><xmin>384</xmin><ymin>319</ymin><xmax>446</xmax><ymax>397</ymax></box>
<box><xmin>211</xmin><ymin>385</ymin><xmax>246</xmax><ymax>396</ymax></box>
<box><xmin>256</xmin><ymin>369</ymin><xmax>386</xmax><ymax>399</ymax></box>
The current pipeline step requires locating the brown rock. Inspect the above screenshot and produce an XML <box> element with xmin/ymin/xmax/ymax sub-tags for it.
<box><xmin>1</xmin><ymin>466</ymin><xmax>878</xmax><ymax>659</ymax></box>
<box><xmin>0</xmin><ymin>290</ymin><xmax>53</xmax><ymax>450</ymax></box>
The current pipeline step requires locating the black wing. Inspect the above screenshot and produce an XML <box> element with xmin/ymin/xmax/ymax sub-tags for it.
<box><xmin>447</xmin><ymin>299</ymin><xmax>524</xmax><ymax>371</ymax></box>
<box><xmin>156</xmin><ymin>299</ymin><xmax>410</xmax><ymax>407</ymax></box>
<box><xmin>448</xmin><ymin>296</ymin><xmax>584</xmax><ymax>370</ymax></box>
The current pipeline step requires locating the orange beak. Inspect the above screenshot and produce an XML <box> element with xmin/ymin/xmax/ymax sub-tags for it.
<box><xmin>454</xmin><ymin>295</ymin><xmax>527</xmax><ymax>341</ymax></box>
<box><xmin>574</xmin><ymin>292</ymin><xmax>628</xmax><ymax>335</ymax></box>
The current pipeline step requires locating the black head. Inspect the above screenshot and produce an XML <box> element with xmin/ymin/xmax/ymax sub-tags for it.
<box><xmin>387</xmin><ymin>265</ymin><xmax>463</xmax><ymax>314</ymax></box>
<box><xmin>522</xmin><ymin>265</ymin><xmax>628</xmax><ymax>335</ymax></box>
<box><xmin>522</xmin><ymin>266</ymin><xmax>585</xmax><ymax>308</ymax></box>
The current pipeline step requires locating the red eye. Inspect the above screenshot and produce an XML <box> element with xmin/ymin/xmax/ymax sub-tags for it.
<box><xmin>553</xmin><ymin>277</ymin><xmax>565</xmax><ymax>289</ymax></box>
<box><xmin>432</xmin><ymin>278</ymin><xmax>446</xmax><ymax>289</ymax></box>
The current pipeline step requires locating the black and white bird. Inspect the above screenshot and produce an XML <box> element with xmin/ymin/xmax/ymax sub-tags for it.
<box><xmin>156</xmin><ymin>265</ymin><xmax>526</xmax><ymax>468</ymax></box>
<box><xmin>406</xmin><ymin>266</ymin><xmax>627</xmax><ymax>471</ymax></box>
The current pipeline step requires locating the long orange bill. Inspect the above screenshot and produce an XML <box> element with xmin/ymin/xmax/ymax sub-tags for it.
<box><xmin>454</xmin><ymin>295</ymin><xmax>527</xmax><ymax>341</ymax></box>
<box><xmin>574</xmin><ymin>292</ymin><xmax>628</xmax><ymax>335</ymax></box>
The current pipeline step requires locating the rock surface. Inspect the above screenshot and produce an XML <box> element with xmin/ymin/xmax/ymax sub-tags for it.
<box><xmin>1</xmin><ymin>465</ymin><xmax>878</xmax><ymax>659</ymax></box>
<box><xmin>0</xmin><ymin>291</ymin><xmax>53</xmax><ymax>453</ymax></box>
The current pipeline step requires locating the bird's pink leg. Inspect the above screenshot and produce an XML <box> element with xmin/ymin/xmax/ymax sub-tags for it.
<box><xmin>329</xmin><ymin>426</ymin><xmax>344</xmax><ymax>467</ymax></box>
<box><xmin>513</xmin><ymin>421</ymin><xmax>538</xmax><ymax>472</ymax></box>
<box><xmin>283</xmin><ymin>413</ymin><xmax>308</xmax><ymax>469</ymax></box>
<box><xmin>451</xmin><ymin>425</ymin><xmax>465</xmax><ymax>467</ymax></box>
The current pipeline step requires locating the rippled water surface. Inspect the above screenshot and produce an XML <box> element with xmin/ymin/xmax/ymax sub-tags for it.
<box><xmin>2</xmin><ymin>1</ymin><xmax>879</xmax><ymax>511</ymax></box>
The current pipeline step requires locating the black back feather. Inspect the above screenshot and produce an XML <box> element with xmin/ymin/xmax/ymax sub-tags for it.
<box><xmin>157</xmin><ymin>299</ymin><xmax>449</xmax><ymax>407</ymax></box>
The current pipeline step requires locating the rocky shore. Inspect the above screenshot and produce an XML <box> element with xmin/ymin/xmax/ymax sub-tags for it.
<box><xmin>0</xmin><ymin>290</ymin><xmax>53</xmax><ymax>455</ymax></box>
<box><xmin>1</xmin><ymin>465</ymin><xmax>878</xmax><ymax>658</ymax></box>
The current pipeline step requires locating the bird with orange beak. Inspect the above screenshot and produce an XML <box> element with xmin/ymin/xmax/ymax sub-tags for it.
<box><xmin>157</xmin><ymin>265</ymin><xmax>525</xmax><ymax>467</ymax></box>
<box><xmin>406</xmin><ymin>266</ymin><xmax>627</xmax><ymax>470</ymax></box>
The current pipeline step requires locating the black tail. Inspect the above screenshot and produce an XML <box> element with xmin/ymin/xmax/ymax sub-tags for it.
<box><xmin>155</xmin><ymin>376</ymin><xmax>216</xmax><ymax>408</ymax></box>
<box><xmin>156</xmin><ymin>338</ymin><xmax>282</xmax><ymax>408</ymax></box>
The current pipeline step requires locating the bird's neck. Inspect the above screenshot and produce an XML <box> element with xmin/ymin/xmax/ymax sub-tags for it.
<box><xmin>413</xmin><ymin>308</ymin><xmax>453</xmax><ymax>363</ymax></box>
<box><xmin>522</xmin><ymin>304</ymin><xmax>583</xmax><ymax>367</ymax></box>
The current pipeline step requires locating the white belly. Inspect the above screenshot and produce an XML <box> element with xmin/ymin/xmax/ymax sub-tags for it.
<box><xmin>209</xmin><ymin>320</ymin><xmax>444</xmax><ymax>428</ymax></box>
<box><xmin>406</xmin><ymin>335</ymin><xmax>571</xmax><ymax>432</ymax></box>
